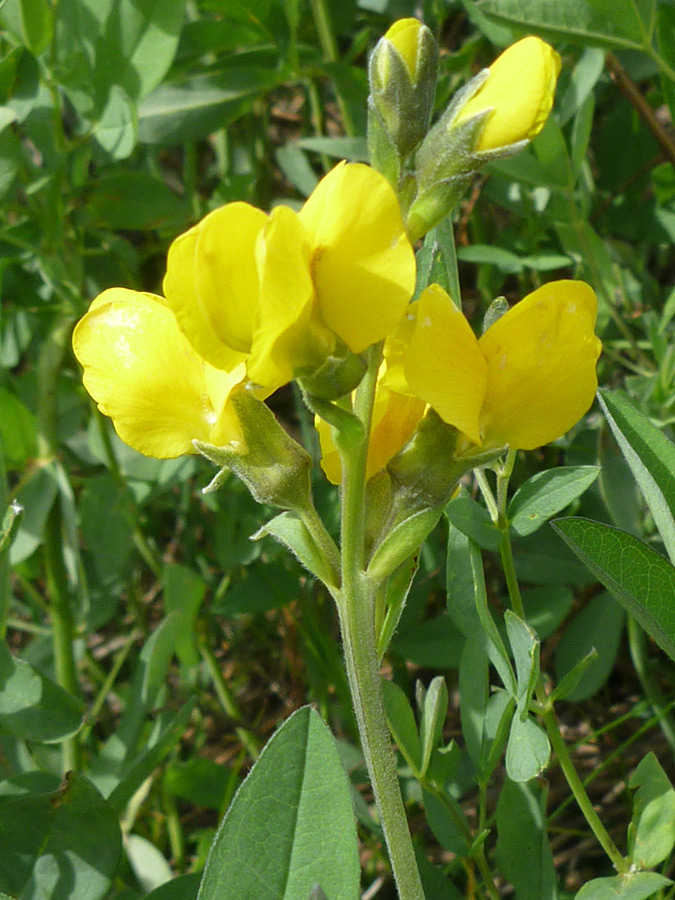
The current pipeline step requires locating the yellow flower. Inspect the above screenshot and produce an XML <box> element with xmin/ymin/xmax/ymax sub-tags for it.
<box><xmin>316</xmin><ymin>367</ymin><xmax>426</xmax><ymax>484</ymax></box>
<box><xmin>72</xmin><ymin>289</ymin><xmax>246</xmax><ymax>459</ymax></box>
<box><xmin>453</xmin><ymin>36</ymin><xmax>561</xmax><ymax>152</ymax></box>
<box><xmin>163</xmin><ymin>162</ymin><xmax>415</xmax><ymax>391</ymax></box>
<box><xmin>388</xmin><ymin>280</ymin><xmax>601</xmax><ymax>451</ymax></box>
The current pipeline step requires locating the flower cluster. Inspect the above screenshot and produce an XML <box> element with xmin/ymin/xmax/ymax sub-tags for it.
<box><xmin>73</xmin><ymin>22</ymin><xmax>601</xmax><ymax>505</ymax></box>
<box><xmin>73</xmin><ymin>162</ymin><xmax>415</xmax><ymax>459</ymax></box>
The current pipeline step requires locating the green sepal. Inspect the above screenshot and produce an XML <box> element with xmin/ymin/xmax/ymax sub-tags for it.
<box><xmin>367</xmin><ymin>100</ymin><xmax>401</xmax><ymax>187</ymax></box>
<box><xmin>194</xmin><ymin>386</ymin><xmax>313</xmax><ymax>514</ymax></box>
<box><xmin>304</xmin><ymin>392</ymin><xmax>365</xmax><ymax>456</ymax></box>
<box><xmin>386</xmin><ymin>409</ymin><xmax>502</xmax><ymax>522</ymax></box>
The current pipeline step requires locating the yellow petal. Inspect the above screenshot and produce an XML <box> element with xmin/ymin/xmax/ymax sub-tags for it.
<box><xmin>299</xmin><ymin>162</ymin><xmax>415</xmax><ymax>353</ymax></box>
<box><xmin>383</xmin><ymin>18</ymin><xmax>422</xmax><ymax>81</ymax></box>
<box><xmin>315</xmin><ymin>374</ymin><xmax>425</xmax><ymax>485</ymax></box>
<box><xmin>367</xmin><ymin>384</ymin><xmax>426</xmax><ymax>479</ymax></box>
<box><xmin>72</xmin><ymin>288</ymin><xmax>240</xmax><ymax>458</ymax></box>
<box><xmin>478</xmin><ymin>280</ymin><xmax>601</xmax><ymax>450</ymax></box>
<box><xmin>315</xmin><ymin>416</ymin><xmax>342</xmax><ymax>485</ymax></box>
<box><xmin>403</xmin><ymin>284</ymin><xmax>487</xmax><ymax>444</ymax></box>
<box><xmin>247</xmin><ymin>205</ymin><xmax>336</xmax><ymax>389</ymax></box>
<box><xmin>163</xmin><ymin>202</ymin><xmax>266</xmax><ymax>366</ymax></box>
<box><xmin>455</xmin><ymin>37</ymin><xmax>561</xmax><ymax>151</ymax></box>
<box><xmin>382</xmin><ymin>301</ymin><xmax>418</xmax><ymax>396</ymax></box>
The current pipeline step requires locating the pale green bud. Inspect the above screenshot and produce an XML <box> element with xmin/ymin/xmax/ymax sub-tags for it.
<box><xmin>368</xmin><ymin>18</ymin><xmax>439</xmax><ymax>181</ymax></box>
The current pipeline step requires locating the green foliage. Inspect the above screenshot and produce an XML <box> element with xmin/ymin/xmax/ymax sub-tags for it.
<box><xmin>1</xmin><ymin>0</ymin><xmax>675</xmax><ymax>897</ymax></box>
<box><xmin>197</xmin><ymin>707</ymin><xmax>360</xmax><ymax>900</ymax></box>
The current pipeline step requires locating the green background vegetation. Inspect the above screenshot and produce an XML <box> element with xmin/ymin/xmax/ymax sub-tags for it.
<box><xmin>1</xmin><ymin>0</ymin><xmax>675</xmax><ymax>898</ymax></box>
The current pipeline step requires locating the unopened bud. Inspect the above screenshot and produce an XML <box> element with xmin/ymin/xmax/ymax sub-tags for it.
<box><xmin>368</xmin><ymin>18</ymin><xmax>439</xmax><ymax>181</ymax></box>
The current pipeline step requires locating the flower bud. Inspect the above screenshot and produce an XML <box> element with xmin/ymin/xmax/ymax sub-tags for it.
<box><xmin>453</xmin><ymin>37</ymin><xmax>561</xmax><ymax>152</ymax></box>
<box><xmin>404</xmin><ymin>36</ymin><xmax>560</xmax><ymax>241</ymax></box>
<box><xmin>368</xmin><ymin>18</ymin><xmax>439</xmax><ymax>181</ymax></box>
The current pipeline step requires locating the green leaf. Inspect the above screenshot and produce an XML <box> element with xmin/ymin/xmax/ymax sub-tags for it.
<box><xmin>377</xmin><ymin>553</ymin><xmax>419</xmax><ymax>660</ymax></box>
<box><xmin>467</xmin><ymin>540</ymin><xmax>516</xmax><ymax>694</ymax></box>
<box><xmin>550</xmin><ymin>648</ymin><xmax>598</xmax><ymax>703</ymax></box>
<box><xmin>657</xmin><ymin>5</ymin><xmax>675</xmax><ymax>123</ymax></box>
<box><xmin>496</xmin><ymin>779</ymin><xmax>556</xmax><ymax>900</ymax></box>
<box><xmin>163</xmin><ymin>758</ymin><xmax>230</xmax><ymax>811</ymax></box>
<box><xmin>575</xmin><ymin>872</ymin><xmax>672</xmax><ymax>900</ymax></box>
<box><xmin>145</xmin><ymin>874</ymin><xmax>200</xmax><ymax>900</ymax></box>
<box><xmin>445</xmin><ymin>494</ymin><xmax>501</xmax><ymax>551</ymax></box>
<box><xmin>423</xmin><ymin>789</ymin><xmax>470</xmax><ymax>858</ymax></box>
<box><xmin>0</xmin><ymin>499</ymin><xmax>22</xmax><ymax>555</ymax></box>
<box><xmin>505</xmin><ymin>716</ymin><xmax>550</xmax><ymax>782</ymax></box>
<box><xmin>92</xmin><ymin>84</ymin><xmax>137</xmax><ymax>159</ymax></box>
<box><xmin>392</xmin><ymin>614</ymin><xmax>465</xmax><ymax>669</ymax></box>
<box><xmin>599</xmin><ymin>389</ymin><xmax>675</xmax><ymax>564</ymax></box>
<box><xmin>18</xmin><ymin>0</ymin><xmax>53</xmax><ymax>56</ymax></box>
<box><xmin>508</xmin><ymin>466</ymin><xmax>600</xmax><ymax>537</ymax></box>
<box><xmin>478</xmin><ymin>0</ymin><xmax>655</xmax><ymax>52</ymax></box>
<box><xmin>255</xmin><ymin>511</ymin><xmax>339</xmax><ymax>588</ymax></box>
<box><xmin>89</xmin><ymin>613</ymin><xmax>184</xmax><ymax>798</ymax></box>
<box><xmin>419</xmin><ymin>676</ymin><xmax>449</xmax><ymax>777</ymax></box>
<box><xmin>381</xmin><ymin>678</ymin><xmax>422</xmax><ymax>773</ymax></box>
<box><xmin>9</xmin><ymin>463</ymin><xmax>58</xmax><ymax>564</ymax></box>
<box><xmin>197</xmin><ymin>707</ymin><xmax>360</xmax><ymax>900</ymax></box>
<box><xmin>456</xmin><ymin>244</ymin><xmax>524</xmax><ymax>273</ymax></box>
<box><xmin>138</xmin><ymin>66</ymin><xmax>282</xmax><ymax>144</ymax></box>
<box><xmin>297</xmin><ymin>136</ymin><xmax>368</xmax><ymax>161</ymax></box>
<box><xmin>0</xmin><ymin>386</ymin><xmax>37</xmax><ymax>466</ymax></box>
<box><xmin>0</xmin><ymin>773</ymin><xmax>121</xmax><ymax>900</ymax></box>
<box><xmin>552</xmin><ymin>518</ymin><xmax>675</xmax><ymax>663</ymax></box>
<box><xmin>85</xmin><ymin>172</ymin><xmax>188</xmax><ymax>230</ymax></box>
<box><xmin>126</xmin><ymin>833</ymin><xmax>173</xmax><ymax>895</ymax></box>
<box><xmin>0</xmin><ymin>641</ymin><xmax>85</xmax><ymax>742</ymax></box>
<box><xmin>504</xmin><ymin>612</ymin><xmax>539</xmax><ymax>704</ymax></box>
<box><xmin>628</xmin><ymin>752</ymin><xmax>675</xmax><ymax>869</ymax></box>
<box><xmin>95</xmin><ymin>0</ymin><xmax>185</xmax><ymax>102</ymax></box>
<box><xmin>459</xmin><ymin>636</ymin><xmax>489</xmax><ymax>767</ymax></box>
<box><xmin>79</xmin><ymin>474</ymin><xmax>136</xmax><ymax>594</ymax></box>
<box><xmin>446</xmin><ymin>513</ymin><xmax>482</xmax><ymax>637</ymax></box>
<box><xmin>554</xmin><ymin>591</ymin><xmax>624</xmax><ymax>701</ymax></box>
<box><xmin>557</xmin><ymin>47</ymin><xmax>606</xmax><ymax>126</ymax></box>
<box><xmin>275</xmin><ymin>144</ymin><xmax>319</xmax><ymax>197</ymax></box>
<box><xmin>163</xmin><ymin>564</ymin><xmax>207</xmax><ymax>670</ymax></box>
<box><xmin>106</xmin><ymin>700</ymin><xmax>196</xmax><ymax>815</ymax></box>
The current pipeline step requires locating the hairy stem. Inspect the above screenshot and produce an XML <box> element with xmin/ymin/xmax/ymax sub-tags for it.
<box><xmin>337</xmin><ymin>345</ymin><xmax>425</xmax><ymax>900</ymax></box>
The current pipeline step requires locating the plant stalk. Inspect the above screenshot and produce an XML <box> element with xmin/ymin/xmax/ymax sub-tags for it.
<box><xmin>336</xmin><ymin>345</ymin><xmax>425</xmax><ymax>900</ymax></box>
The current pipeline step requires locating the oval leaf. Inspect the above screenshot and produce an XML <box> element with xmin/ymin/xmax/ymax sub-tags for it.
<box><xmin>553</xmin><ymin>517</ymin><xmax>675</xmax><ymax>663</ymax></box>
<box><xmin>197</xmin><ymin>706</ymin><xmax>360</xmax><ymax>900</ymax></box>
<box><xmin>599</xmin><ymin>389</ymin><xmax>675</xmax><ymax>564</ymax></box>
<box><xmin>508</xmin><ymin>466</ymin><xmax>600</xmax><ymax>537</ymax></box>
<box><xmin>0</xmin><ymin>641</ymin><xmax>85</xmax><ymax>743</ymax></box>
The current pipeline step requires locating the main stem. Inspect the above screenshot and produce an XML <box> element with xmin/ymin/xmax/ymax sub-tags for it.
<box><xmin>337</xmin><ymin>346</ymin><xmax>425</xmax><ymax>900</ymax></box>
